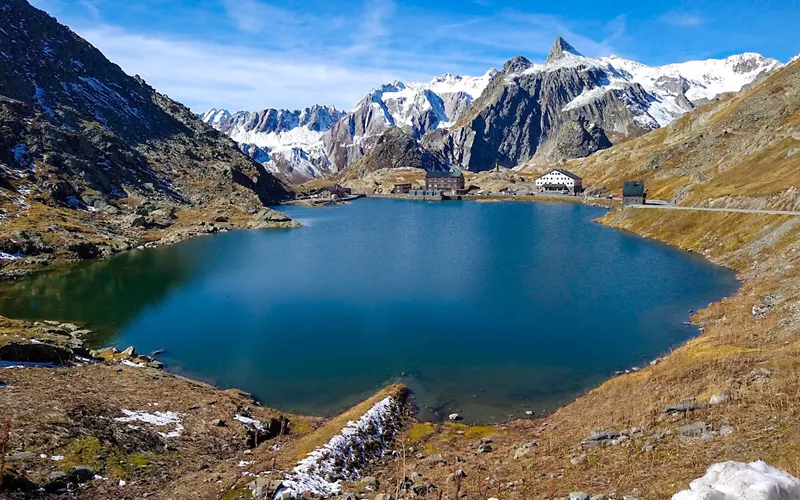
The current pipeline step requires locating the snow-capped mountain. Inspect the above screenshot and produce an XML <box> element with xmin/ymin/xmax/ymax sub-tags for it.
<box><xmin>602</xmin><ymin>52</ymin><xmax>782</xmax><ymax>110</ymax></box>
<box><xmin>205</xmin><ymin>37</ymin><xmax>782</xmax><ymax>182</ymax></box>
<box><xmin>201</xmin><ymin>105</ymin><xmax>344</xmax><ymax>184</ymax></box>
<box><xmin>323</xmin><ymin>70</ymin><xmax>497</xmax><ymax>173</ymax></box>
<box><xmin>425</xmin><ymin>38</ymin><xmax>783</xmax><ymax>170</ymax></box>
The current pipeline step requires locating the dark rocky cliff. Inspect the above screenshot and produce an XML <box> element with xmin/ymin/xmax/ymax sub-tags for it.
<box><xmin>0</xmin><ymin>0</ymin><xmax>293</xmax><ymax>271</ymax></box>
<box><xmin>424</xmin><ymin>38</ymin><xmax>655</xmax><ymax>171</ymax></box>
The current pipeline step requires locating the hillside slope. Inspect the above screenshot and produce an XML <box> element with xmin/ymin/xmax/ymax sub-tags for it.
<box><xmin>523</xmin><ymin>59</ymin><xmax>800</xmax><ymax>210</ymax></box>
<box><xmin>0</xmin><ymin>0</ymin><xmax>294</xmax><ymax>275</ymax></box>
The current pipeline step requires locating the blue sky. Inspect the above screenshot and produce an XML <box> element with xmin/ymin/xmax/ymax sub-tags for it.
<box><xmin>30</xmin><ymin>0</ymin><xmax>800</xmax><ymax>113</ymax></box>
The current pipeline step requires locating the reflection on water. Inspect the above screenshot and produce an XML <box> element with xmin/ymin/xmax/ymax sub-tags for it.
<box><xmin>0</xmin><ymin>200</ymin><xmax>739</xmax><ymax>423</ymax></box>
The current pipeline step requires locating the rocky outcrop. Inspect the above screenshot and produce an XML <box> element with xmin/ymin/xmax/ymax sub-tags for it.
<box><xmin>341</xmin><ymin>127</ymin><xmax>447</xmax><ymax>181</ymax></box>
<box><xmin>0</xmin><ymin>0</ymin><xmax>295</xmax><ymax>273</ymax></box>
<box><xmin>323</xmin><ymin>73</ymin><xmax>496</xmax><ymax>174</ymax></box>
<box><xmin>424</xmin><ymin>38</ymin><xmax>664</xmax><ymax>170</ymax></box>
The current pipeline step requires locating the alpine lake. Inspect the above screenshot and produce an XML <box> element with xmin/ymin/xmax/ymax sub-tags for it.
<box><xmin>0</xmin><ymin>199</ymin><xmax>739</xmax><ymax>423</ymax></box>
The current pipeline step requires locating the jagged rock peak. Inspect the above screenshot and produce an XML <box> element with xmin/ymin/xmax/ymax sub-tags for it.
<box><xmin>503</xmin><ymin>55</ymin><xmax>533</xmax><ymax>74</ymax></box>
<box><xmin>546</xmin><ymin>36</ymin><xmax>583</xmax><ymax>63</ymax></box>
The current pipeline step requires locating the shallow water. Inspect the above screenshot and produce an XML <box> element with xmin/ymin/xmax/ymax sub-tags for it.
<box><xmin>0</xmin><ymin>199</ymin><xmax>738</xmax><ymax>423</ymax></box>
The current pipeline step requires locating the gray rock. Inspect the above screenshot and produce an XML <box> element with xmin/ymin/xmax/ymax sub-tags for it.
<box><xmin>424</xmin><ymin>454</ymin><xmax>446</xmax><ymax>465</ymax></box>
<box><xmin>361</xmin><ymin>476</ymin><xmax>379</xmax><ymax>489</ymax></box>
<box><xmin>677</xmin><ymin>422</ymin><xmax>710</xmax><ymax>438</ymax></box>
<box><xmin>570</xmin><ymin>454</ymin><xmax>587</xmax><ymax>465</ymax></box>
<box><xmin>478</xmin><ymin>443</ymin><xmax>493</xmax><ymax>453</ymax></box>
<box><xmin>4</xmin><ymin>451</ymin><xmax>38</xmax><ymax>462</ymax></box>
<box><xmin>590</xmin><ymin>495</ymin><xmax>607</xmax><ymax>500</ymax></box>
<box><xmin>44</xmin><ymin>470</ymin><xmax>69</xmax><ymax>491</ymax></box>
<box><xmin>121</xmin><ymin>345</ymin><xmax>136</xmax><ymax>357</ymax></box>
<box><xmin>69</xmin><ymin>466</ymin><xmax>94</xmax><ymax>483</ymax></box>
<box><xmin>374</xmin><ymin>494</ymin><xmax>393</xmax><ymax>500</ymax></box>
<box><xmin>569</xmin><ymin>493</ymin><xmax>590</xmax><ymax>500</ymax></box>
<box><xmin>663</xmin><ymin>402</ymin><xmax>709</xmax><ymax>414</ymax></box>
<box><xmin>642</xmin><ymin>444</ymin><xmax>656</xmax><ymax>453</ymax></box>
<box><xmin>720</xmin><ymin>425</ymin><xmax>735</xmax><ymax>437</ymax></box>
<box><xmin>581</xmin><ymin>429</ymin><xmax>620</xmax><ymax>448</ymax></box>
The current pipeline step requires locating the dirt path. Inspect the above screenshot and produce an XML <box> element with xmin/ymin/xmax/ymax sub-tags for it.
<box><xmin>631</xmin><ymin>203</ymin><xmax>800</xmax><ymax>216</ymax></box>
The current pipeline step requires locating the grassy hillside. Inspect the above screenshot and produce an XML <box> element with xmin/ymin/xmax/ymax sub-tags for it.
<box><xmin>522</xmin><ymin>60</ymin><xmax>800</xmax><ymax>210</ymax></box>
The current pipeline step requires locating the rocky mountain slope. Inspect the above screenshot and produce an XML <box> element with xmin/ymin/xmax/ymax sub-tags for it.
<box><xmin>201</xmin><ymin>105</ymin><xmax>344</xmax><ymax>184</ymax></box>
<box><xmin>205</xmin><ymin>72</ymin><xmax>496</xmax><ymax>183</ymax></box>
<box><xmin>205</xmin><ymin>38</ymin><xmax>779</xmax><ymax>183</ymax></box>
<box><xmin>523</xmin><ymin>57</ymin><xmax>800</xmax><ymax>211</ymax></box>
<box><xmin>426</xmin><ymin>37</ymin><xmax>781</xmax><ymax>171</ymax></box>
<box><xmin>0</xmin><ymin>0</ymin><xmax>295</xmax><ymax>275</ymax></box>
<box><xmin>337</xmin><ymin>127</ymin><xmax>446</xmax><ymax>183</ymax></box>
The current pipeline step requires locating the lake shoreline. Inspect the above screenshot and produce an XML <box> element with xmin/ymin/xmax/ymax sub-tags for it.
<box><xmin>3</xmin><ymin>202</ymin><xmax>795</xmax><ymax>499</ymax></box>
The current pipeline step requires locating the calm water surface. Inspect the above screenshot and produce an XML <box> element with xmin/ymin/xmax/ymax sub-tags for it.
<box><xmin>0</xmin><ymin>199</ymin><xmax>738</xmax><ymax>422</ymax></box>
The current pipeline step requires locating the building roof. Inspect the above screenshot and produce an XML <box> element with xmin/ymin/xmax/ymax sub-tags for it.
<box><xmin>539</xmin><ymin>169</ymin><xmax>582</xmax><ymax>181</ymax></box>
<box><xmin>426</xmin><ymin>171</ymin><xmax>464</xmax><ymax>178</ymax></box>
<box><xmin>623</xmin><ymin>181</ymin><xmax>646</xmax><ymax>197</ymax></box>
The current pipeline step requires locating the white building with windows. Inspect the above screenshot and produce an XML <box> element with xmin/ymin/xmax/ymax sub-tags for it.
<box><xmin>535</xmin><ymin>169</ymin><xmax>583</xmax><ymax>194</ymax></box>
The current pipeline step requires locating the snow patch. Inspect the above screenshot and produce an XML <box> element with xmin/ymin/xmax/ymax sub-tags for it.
<box><xmin>114</xmin><ymin>409</ymin><xmax>184</xmax><ymax>438</ymax></box>
<box><xmin>672</xmin><ymin>461</ymin><xmax>800</xmax><ymax>500</ymax></box>
<box><xmin>275</xmin><ymin>396</ymin><xmax>402</xmax><ymax>499</ymax></box>
<box><xmin>234</xmin><ymin>414</ymin><xmax>267</xmax><ymax>432</ymax></box>
<box><xmin>120</xmin><ymin>359</ymin><xmax>146</xmax><ymax>368</ymax></box>
<box><xmin>1</xmin><ymin>360</ymin><xmax>60</xmax><ymax>369</ymax></box>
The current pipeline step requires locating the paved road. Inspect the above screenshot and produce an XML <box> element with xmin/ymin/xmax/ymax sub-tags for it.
<box><xmin>631</xmin><ymin>204</ymin><xmax>800</xmax><ymax>216</ymax></box>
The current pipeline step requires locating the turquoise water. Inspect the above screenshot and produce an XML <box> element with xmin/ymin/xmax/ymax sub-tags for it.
<box><xmin>0</xmin><ymin>199</ymin><xmax>738</xmax><ymax>423</ymax></box>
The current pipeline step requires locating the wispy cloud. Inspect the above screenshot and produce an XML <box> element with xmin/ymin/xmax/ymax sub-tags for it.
<box><xmin>75</xmin><ymin>25</ymin><xmax>427</xmax><ymax>112</ymax></box>
<box><xmin>660</xmin><ymin>11</ymin><xmax>705</xmax><ymax>27</ymax></box>
<box><xmin>342</xmin><ymin>0</ymin><xmax>396</xmax><ymax>57</ymax></box>
<box><xmin>222</xmin><ymin>0</ymin><xmax>297</xmax><ymax>34</ymax></box>
<box><xmin>48</xmin><ymin>1</ymin><xmax>623</xmax><ymax>112</ymax></box>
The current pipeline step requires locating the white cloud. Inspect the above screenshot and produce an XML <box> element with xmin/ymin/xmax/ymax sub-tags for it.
<box><xmin>221</xmin><ymin>0</ymin><xmax>298</xmax><ymax>34</ymax></box>
<box><xmin>660</xmin><ymin>11</ymin><xmax>705</xmax><ymax>27</ymax></box>
<box><xmin>75</xmin><ymin>25</ymin><xmax>426</xmax><ymax>112</ymax></box>
<box><xmin>51</xmin><ymin>2</ymin><xmax>621</xmax><ymax>113</ymax></box>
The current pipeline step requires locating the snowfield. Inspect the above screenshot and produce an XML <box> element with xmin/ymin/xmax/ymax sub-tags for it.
<box><xmin>274</xmin><ymin>396</ymin><xmax>402</xmax><ymax>499</ymax></box>
<box><xmin>672</xmin><ymin>461</ymin><xmax>800</xmax><ymax>500</ymax></box>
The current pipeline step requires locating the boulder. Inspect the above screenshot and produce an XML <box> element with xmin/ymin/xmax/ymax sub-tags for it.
<box><xmin>677</xmin><ymin>422</ymin><xmax>710</xmax><ymax>438</ymax></box>
<box><xmin>4</xmin><ymin>451</ymin><xmax>38</xmax><ymax>462</ymax></box>
<box><xmin>424</xmin><ymin>454</ymin><xmax>446</xmax><ymax>465</ymax></box>
<box><xmin>478</xmin><ymin>443</ymin><xmax>493</xmax><ymax>453</ymax></box>
<box><xmin>247</xmin><ymin>209</ymin><xmax>299</xmax><ymax>229</ymax></box>
<box><xmin>361</xmin><ymin>476</ymin><xmax>379</xmax><ymax>489</ymax></box>
<box><xmin>69</xmin><ymin>466</ymin><xmax>94</xmax><ymax>483</ymax></box>
<box><xmin>0</xmin><ymin>342</ymin><xmax>73</xmax><ymax>365</ymax></box>
<box><xmin>663</xmin><ymin>402</ymin><xmax>709</xmax><ymax>414</ymax></box>
<box><xmin>121</xmin><ymin>346</ymin><xmax>136</xmax><ymax>357</ymax></box>
<box><xmin>44</xmin><ymin>470</ymin><xmax>69</xmax><ymax>492</ymax></box>
<box><xmin>68</xmin><ymin>242</ymin><xmax>102</xmax><ymax>259</ymax></box>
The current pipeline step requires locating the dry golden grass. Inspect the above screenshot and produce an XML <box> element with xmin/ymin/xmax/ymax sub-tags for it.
<box><xmin>339</xmin><ymin>207</ymin><xmax>800</xmax><ymax>500</ymax></box>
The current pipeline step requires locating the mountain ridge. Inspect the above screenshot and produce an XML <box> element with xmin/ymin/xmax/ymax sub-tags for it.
<box><xmin>202</xmin><ymin>37</ymin><xmax>782</xmax><ymax>183</ymax></box>
<box><xmin>0</xmin><ymin>0</ymin><xmax>294</xmax><ymax>273</ymax></box>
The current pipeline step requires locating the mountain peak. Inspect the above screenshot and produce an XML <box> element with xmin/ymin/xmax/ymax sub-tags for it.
<box><xmin>546</xmin><ymin>36</ymin><xmax>583</xmax><ymax>63</ymax></box>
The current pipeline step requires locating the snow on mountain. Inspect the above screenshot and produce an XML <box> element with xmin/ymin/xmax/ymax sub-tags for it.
<box><xmin>202</xmin><ymin>105</ymin><xmax>344</xmax><ymax>183</ymax></box>
<box><xmin>352</xmin><ymin>70</ymin><xmax>497</xmax><ymax>134</ymax></box>
<box><xmin>205</xmin><ymin>44</ymin><xmax>782</xmax><ymax>182</ymax></box>
<box><xmin>503</xmin><ymin>44</ymin><xmax>782</xmax><ymax>129</ymax></box>
<box><xmin>601</xmin><ymin>52</ymin><xmax>783</xmax><ymax>103</ymax></box>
